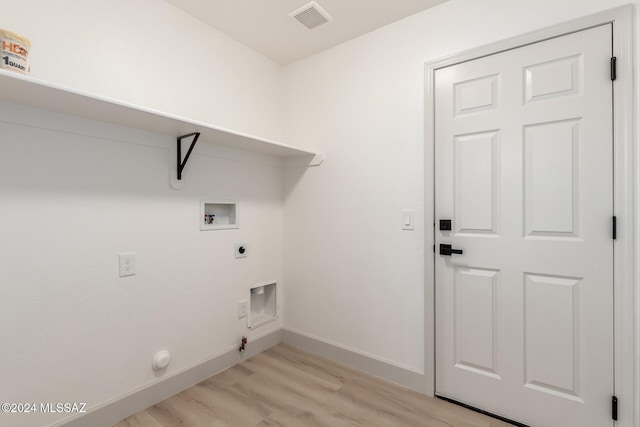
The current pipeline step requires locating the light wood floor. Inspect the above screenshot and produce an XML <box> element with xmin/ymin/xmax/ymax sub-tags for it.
<box><xmin>114</xmin><ymin>343</ymin><xmax>513</xmax><ymax>427</ymax></box>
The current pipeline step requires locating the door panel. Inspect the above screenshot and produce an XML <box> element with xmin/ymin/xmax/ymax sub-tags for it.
<box><xmin>524</xmin><ymin>119</ymin><xmax>580</xmax><ymax>236</ymax></box>
<box><xmin>454</xmin><ymin>267</ymin><xmax>499</xmax><ymax>377</ymax></box>
<box><xmin>455</xmin><ymin>131</ymin><xmax>498</xmax><ymax>234</ymax></box>
<box><xmin>435</xmin><ymin>24</ymin><xmax>613</xmax><ymax>427</ymax></box>
<box><xmin>524</xmin><ymin>273</ymin><xmax>582</xmax><ymax>401</ymax></box>
<box><xmin>524</xmin><ymin>55</ymin><xmax>581</xmax><ymax>103</ymax></box>
<box><xmin>454</xmin><ymin>74</ymin><xmax>499</xmax><ymax>116</ymax></box>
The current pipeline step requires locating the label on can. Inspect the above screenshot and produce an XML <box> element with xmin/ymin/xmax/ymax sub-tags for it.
<box><xmin>0</xmin><ymin>30</ymin><xmax>30</xmax><ymax>75</ymax></box>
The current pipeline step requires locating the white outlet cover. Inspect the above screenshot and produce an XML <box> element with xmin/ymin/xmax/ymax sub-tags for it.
<box><xmin>235</xmin><ymin>243</ymin><xmax>247</xmax><ymax>258</ymax></box>
<box><xmin>119</xmin><ymin>253</ymin><xmax>136</xmax><ymax>277</ymax></box>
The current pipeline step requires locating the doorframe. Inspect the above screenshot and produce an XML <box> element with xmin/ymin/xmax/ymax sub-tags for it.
<box><xmin>423</xmin><ymin>5</ymin><xmax>636</xmax><ymax>426</ymax></box>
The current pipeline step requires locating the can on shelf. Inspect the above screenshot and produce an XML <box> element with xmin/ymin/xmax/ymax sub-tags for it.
<box><xmin>0</xmin><ymin>29</ymin><xmax>30</xmax><ymax>75</ymax></box>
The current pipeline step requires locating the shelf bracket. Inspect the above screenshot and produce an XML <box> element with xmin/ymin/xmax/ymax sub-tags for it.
<box><xmin>176</xmin><ymin>132</ymin><xmax>200</xmax><ymax>180</ymax></box>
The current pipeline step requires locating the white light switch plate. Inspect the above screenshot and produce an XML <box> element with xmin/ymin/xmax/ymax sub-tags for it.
<box><xmin>401</xmin><ymin>210</ymin><xmax>414</xmax><ymax>230</ymax></box>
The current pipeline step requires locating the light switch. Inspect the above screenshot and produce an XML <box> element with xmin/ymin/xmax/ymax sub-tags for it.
<box><xmin>402</xmin><ymin>210</ymin><xmax>414</xmax><ymax>230</ymax></box>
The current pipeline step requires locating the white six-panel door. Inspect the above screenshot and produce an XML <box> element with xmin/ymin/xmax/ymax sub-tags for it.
<box><xmin>435</xmin><ymin>24</ymin><xmax>613</xmax><ymax>427</ymax></box>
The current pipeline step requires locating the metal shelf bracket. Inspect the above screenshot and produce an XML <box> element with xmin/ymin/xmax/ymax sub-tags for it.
<box><xmin>177</xmin><ymin>132</ymin><xmax>200</xmax><ymax>180</ymax></box>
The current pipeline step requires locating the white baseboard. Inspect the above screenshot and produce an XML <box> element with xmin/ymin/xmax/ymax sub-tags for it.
<box><xmin>282</xmin><ymin>328</ymin><xmax>425</xmax><ymax>393</ymax></box>
<box><xmin>56</xmin><ymin>330</ymin><xmax>282</xmax><ymax>427</ymax></box>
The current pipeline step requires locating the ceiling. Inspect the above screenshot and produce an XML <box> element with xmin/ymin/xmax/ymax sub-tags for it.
<box><xmin>164</xmin><ymin>0</ymin><xmax>450</xmax><ymax>65</ymax></box>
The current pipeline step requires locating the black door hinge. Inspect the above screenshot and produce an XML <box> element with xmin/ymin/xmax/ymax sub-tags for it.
<box><xmin>612</xmin><ymin>395</ymin><xmax>618</xmax><ymax>421</ymax></box>
<box><xmin>611</xmin><ymin>57</ymin><xmax>617</xmax><ymax>81</ymax></box>
<box><xmin>612</xmin><ymin>216</ymin><xmax>617</xmax><ymax>240</ymax></box>
<box><xmin>433</xmin><ymin>244</ymin><xmax>435</xmax><ymax>253</ymax></box>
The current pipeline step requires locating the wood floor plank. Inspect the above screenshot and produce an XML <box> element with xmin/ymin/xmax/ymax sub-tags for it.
<box><xmin>114</xmin><ymin>344</ymin><xmax>516</xmax><ymax>427</ymax></box>
<box><xmin>200</xmin><ymin>363</ymin><xmax>254</xmax><ymax>388</ymax></box>
<box><xmin>240</xmin><ymin>356</ymin><xmax>340</xmax><ymax>406</ymax></box>
<box><xmin>257</xmin><ymin>408</ymin><xmax>360</xmax><ymax>427</ymax></box>
<box><xmin>261</xmin><ymin>345</ymin><xmax>345</xmax><ymax>387</ymax></box>
<box><xmin>326</xmin><ymin>382</ymin><xmax>451</xmax><ymax>427</ymax></box>
<box><xmin>145</xmin><ymin>392</ymin><xmax>220</xmax><ymax>426</ymax></box>
<box><xmin>112</xmin><ymin>411</ymin><xmax>165</xmax><ymax>427</ymax></box>
<box><xmin>249</xmin><ymin>351</ymin><xmax>342</xmax><ymax>392</ymax></box>
<box><xmin>265</xmin><ymin>343</ymin><xmax>360</xmax><ymax>384</ymax></box>
<box><xmin>182</xmin><ymin>382</ymin><xmax>272</xmax><ymax>425</ymax></box>
<box><xmin>232</xmin><ymin>371</ymin><xmax>350</xmax><ymax>425</ymax></box>
<box><xmin>267</xmin><ymin>343</ymin><xmax>410</xmax><ymax>394</ymax></box>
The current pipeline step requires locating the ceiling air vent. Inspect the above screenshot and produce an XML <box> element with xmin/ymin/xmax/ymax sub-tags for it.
<box><xmin>289</xmin><ymin>1</ymin><xmax>333</xmax><ymax>30</ymax></box>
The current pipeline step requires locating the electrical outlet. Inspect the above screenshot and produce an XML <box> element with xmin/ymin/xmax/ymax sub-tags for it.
<box><xmin>238</xmin><ymin>299</ymin><xmax>248</xmax><ymax>319</ymax></box>
<box><xmin>119</xmin><ymin>253</ymin><xmax>136</xmax><ymax>277</ymax></box>
<box><xmin>235</xmin><ymin>242</ymin><xmax>247</xmax><ymax>258</ymax></box>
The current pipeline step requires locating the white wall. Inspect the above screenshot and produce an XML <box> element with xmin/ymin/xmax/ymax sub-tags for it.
<box><xmin>0</xmin><ymin>1</ymin><xmax>287</xmax><ymax>426</ymax></box>
<box><xmin>283</xmin><ymin>0</ymin><xmax>638</xmax><ymax>376</ymax></box>
<box><xmin>0</xmin><ymin>0</ymin><xmax>284</xmax><ymax>141</ymax></box>
<box><xmin>0</xmin><ymin>102</ymin><xmax>284</xmax><ymax>427</ymax></box>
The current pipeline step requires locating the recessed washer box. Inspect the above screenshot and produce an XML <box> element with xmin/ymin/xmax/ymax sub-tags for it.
<box><xmin>200</xmin><ymin>199</ymin><xmax>238</xmax><ymax>230</ymax></box>
<box><xmin>249</xmin><ymin>282</ymin><xmax>277</xmax><ymax>329</ymax></box>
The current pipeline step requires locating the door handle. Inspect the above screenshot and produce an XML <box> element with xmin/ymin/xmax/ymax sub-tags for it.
<box><xmin>439</xmin><ymin>244</ymin><xmax>463</xmax><ymax>256</ymax></box>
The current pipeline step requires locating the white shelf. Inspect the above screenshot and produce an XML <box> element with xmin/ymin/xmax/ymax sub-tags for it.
<box><xmin>0</xmin><ymin>70</ymin><xmax>320</xmax><ymax>161</ymax></box>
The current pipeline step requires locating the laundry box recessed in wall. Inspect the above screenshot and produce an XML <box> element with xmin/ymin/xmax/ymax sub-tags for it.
<box><xmin>200</xmin><ymin>199</ymin><xmax>238</xmax><ymax>230</ymax></box>
<box><xmin>249</xmin><ymin>282</ymin><xmax>277</xmax><ymax>329</ymax></box>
